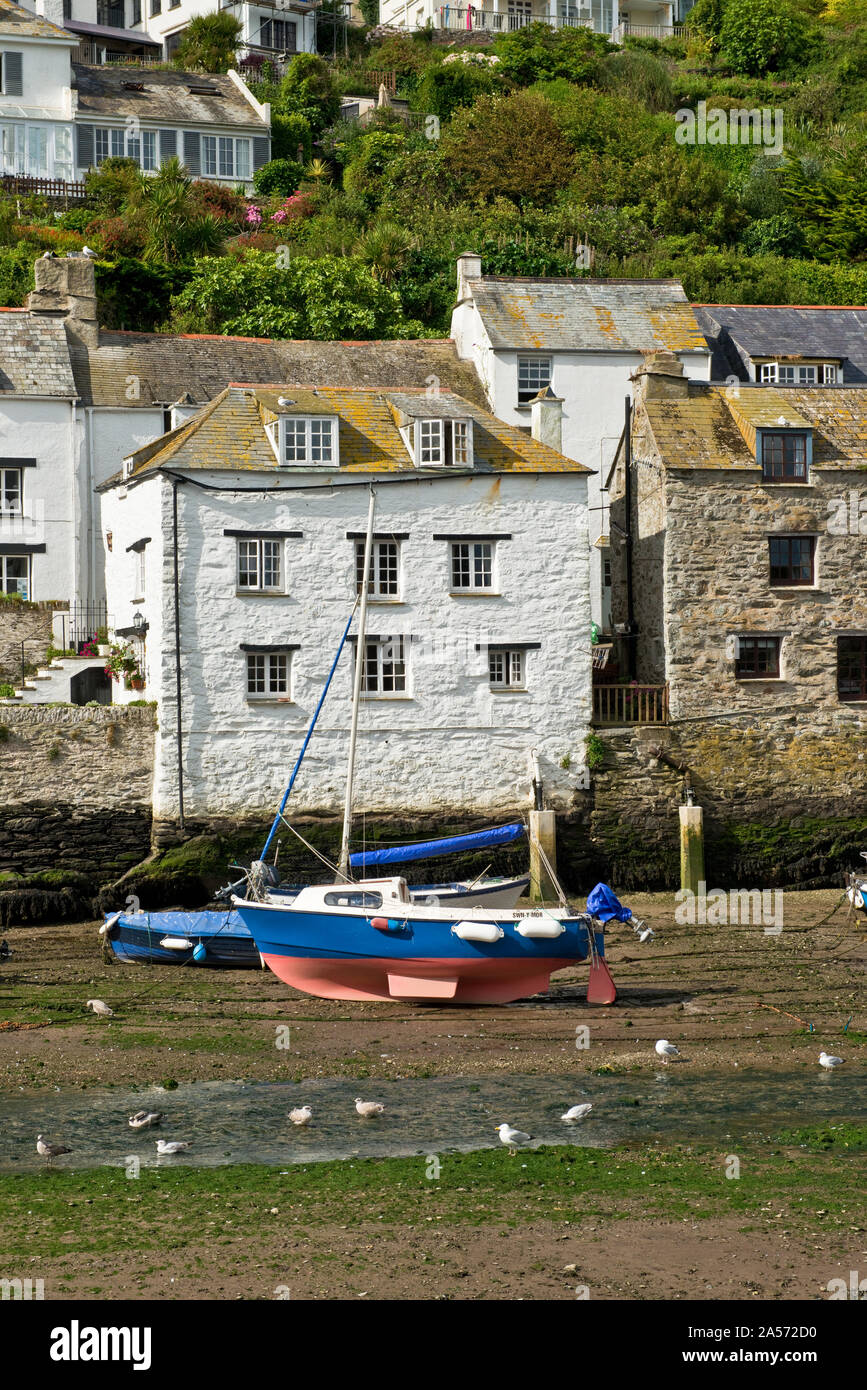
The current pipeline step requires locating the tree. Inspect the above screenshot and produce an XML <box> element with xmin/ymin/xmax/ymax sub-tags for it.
<box><xmin>172</xmin><ymin>14</ymin><xmax>242</xmax><ymax>74</ymax></box>
<box><xmin>684</xmin><ymin>0</ymin><xmax>730</xmax><ymax>50</ymax></box>
<box><xmin>440</xmin><ymin>91</ymin><xmax>575</xmax><ymax>204</ymax></box>
<box><xmin>357</xmin><ymin>220</ymin><xmax>415</xmax><ymax>286</ymax></box>
<box><xmin>493</xmin><ymin>22</ymin><xmax>611</xmax><ymax>87</ymax></box>
<box><xmin>719</xmin><ymin>0</ymin><xmax>807</xmax><ymax>74</ymax></box>
<box><xmin>413</xmin><ymin>58</ymin><xmax>502</xmax><ymax>121</ymax></box>
<box><xmin>128</xmin><ymin>158</ymin><xmax>225</xmax><ymax>263</ymax></box>
<box><xmin>278</xmin><ymin>54</ymin><xmax>341</xmax><ymax>135</ymax></box>
<box><xmin>168</xmin><ymin>250</ymin><xmax>425</xmax><ymax>339</ymax></box>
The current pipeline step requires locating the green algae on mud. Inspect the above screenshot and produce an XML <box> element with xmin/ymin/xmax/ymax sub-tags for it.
<box><xmin>0</xmin><ymin>1134</ymin><xmax>863</xmax><ymax>1267</ymax></box>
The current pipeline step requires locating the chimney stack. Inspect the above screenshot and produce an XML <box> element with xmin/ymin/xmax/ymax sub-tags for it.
<box><xmin>632</xmin><ymin>350</ymin><xmax>690</xmax><ymax>402</ymax></box>
<box><xmin>529</xmin><ymin>385</ymin><xmax>564</xmax><ymax>454</ymax></box>
<box><xmin>28</xmin><ymin>254</ymin><xmax>99</xmax><ymax>349</ymax></box>
<box><xmin>456</xmin><ymin>251</ymin><xmax>481</xmax><ymax>305</ymax></box>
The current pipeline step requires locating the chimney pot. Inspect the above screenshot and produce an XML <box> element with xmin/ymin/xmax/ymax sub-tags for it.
<box><xmin>456</xmin><ymin>251</ymin><xmax>482</xmax><ymax>304</ymax></box>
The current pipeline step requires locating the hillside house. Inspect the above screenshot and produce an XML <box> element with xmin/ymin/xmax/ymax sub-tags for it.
<box><xmin>693</xmin><ymin>304</ymin><xmax>867</xmax><ymax>387</ymax></box>
<box><xmin>607</xmin><ymin>351</ymin><xmax>867</xmax><ymax>724</ymax></box>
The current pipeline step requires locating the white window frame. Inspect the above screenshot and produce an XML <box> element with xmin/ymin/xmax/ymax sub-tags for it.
<box><xmin>489</xmin><ymin>648</ymin><xmax>525</xmax><ymax>690</ymax></box>
<box><xmin>0</xmin><ymin>467</ymin><xmax>22</xmax><ymax>515</ymax></box>
<box><xmin>450</xmin><ymin>541</ymin><xmax>494</xmax><ymax>593</ymax></box>
<box><xmin>517</xmin><ymin>355</ymin><xmax>552</xmax><ymax>404</ymax></box>
<box><xmin>360</xmin><ymin>636</ymin><xmax>407</xmax><ymax>698</ymax></box>
<box><xmin>759</xmin><ymin>361</ymin><xmax>837</xmax><ymax>385</ymax></box>
<box><xmin>134</xmin><ymin>548</ymin><xmax>146</xmax><ymax>600</ymax></box>
<box><xmin>237</xmin><ymin>537</ymin><xmax>284</xmax><ymax>593</ymax></box>
<box><xmin>246</xmin><ymin>650</ymin><xmax>291</xmax><ymax>700</ymax></box>
<box><xmin>0</xmin><ymin>554</ymin><xmax>29</xmax><ymax>598</ymax></box>
<box><xmin>279</xmin><ymin>416</ymin><xmax>338</xmax><ymax>468</ymax></box>
<box><xmin>356</xmin><ymin>539</ymin><xmax>400</xmax><ymax>600</ymax></box>
<box><xmin>411</xmin><ymin>418</ymin><xmax>473</xmax><ymax>468</ymax></box>
<box><xmin>821</xmin><ymin>363</ymin><xmax>840</xmax><ymax>384</ymax></box>
<box><xmin>202</xmin><ymin>134</ymin><xmax>251</xmax><ymax>181</ymax></box>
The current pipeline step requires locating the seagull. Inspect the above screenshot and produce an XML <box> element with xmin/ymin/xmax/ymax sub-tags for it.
<box><xmin>655</xmin><ymin>1039</ymin><xmax>680</xmax><ymax>1062</ymax></box>
<box><xmin>561</xmin><ymin>1104</ymin><xmax>593</xmax><ymax>1122</ymax></box>
<box><xmin>37</xmin><ymin>1134</ymin><xmax>71</xmax><ymax>1160</ymax></box>
<box><xmin>289</xmin><ymin>1105</ymin><xmax>312</xmax><ymax>1126</ymax></box>
<box><xmin>128</xmin><ymin>1111</ymin><xmax>162</xmax><ymax>1130</ymax></box>
<box><xmin>81</xmin><ymin>246</ymin><xmax>98</xmax><ymax>258</ymax></box>
<box><xmin>819</xmin><ymin>1052</ymin><xmax>844</xmax><ymax>1070</ymax></box>
<box><xmin>355</xmin><ymin>1098</ymin><xmax>385</xmax><ymax>1117</ymax></box>
<box><xmin>156</xmin><ymin>1139</ymin><xmax>190</xmax><ymax>1154</ymax></box>
<box><xmin>86</xmin><ymin>999</ymin><xmax>114</xmax><ymax>1017</ymax></box>
<box><xmin>495</xmin><ymin>1122</ymin><xmax>531</xmax><ymax>1154</ymax></box>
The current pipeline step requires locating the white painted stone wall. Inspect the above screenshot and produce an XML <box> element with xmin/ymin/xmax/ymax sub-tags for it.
<box><xmin>101</xmin><ymin>464</ymin><xmax>164</xmax><ymax>702</ymax></box>
<box><xmin>0</xmin><ymin>397</ymin><xmax>79</xmax><ymax>603</ymax></box>
<box><xmin>102</xmin><ymin>467</ymin><xmax>592</xmax><ymax>818</ymax></box>
<box><xmin>452</xmin><ymin>296</ymin><xmax>711</xmax><ymax>626</ymax></box>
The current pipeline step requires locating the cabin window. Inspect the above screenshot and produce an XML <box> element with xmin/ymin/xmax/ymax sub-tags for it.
<box><xmin>0</xmin><ymin>554</ymin><xmax>29</xmax><ymax>599</ymax></box>
<box><xmin>768</xmin><ymin>535</ymin><xmax>814</xmax><ymax>586</ymax></box>
<box><xmin>246</xmin><ymin>651</ymin><xmax>290</xmax><ymax>699</ymax></box>
<box><xmin>761</xmin><ymin>433</ymin><xmax>807</xmax><ymax>482</ymax></box>
<box><xmin>237</xmin><ymin>538</ymin><xmax>283</xmax><ymax>593</ymax></box>
<box><xmin>735</xmin><ymin>636</ymin><xmax>781</xmax><ymax>679</ymax></box>
<box><xmin>451</xmin><ymin>541</ymin><xmax>493</xmax><ymax>592</ymax></box>
<box><xmin>356</xmin><ymin>540</ymin><xmax>399</xmax><ymax>599</ymax></box>
<box><xmin>489</xmin><ymin>648</ymin><xmax>525</xmax><ymax>690</ymax></box>
<box><xmin>280</xmin><ymin>416</ymin><xmax>337</xmax><ymax>467</ymax></box>
<box><xmin>361</xmin><ymin>636</ymin><xmax>406</xmax><ymax>696</ymax></box>
<box><xmin>323</xmin><ymin>890</ymin><xmax>383</xmax><ymax>908</ymax></box>
<box><xmin>0</xmin><ymin>467</ymin><xmax>22</xmax><ymax>515</ymax></box>
<box><xmin>838</xmin><ymin>637</ymin><xmax>867</xmax><ymax>702</ymax></box>
<box><xmin>517</xmin><ymin>356</ymin><xmax>552</xmax><ymax>405</ymax></box>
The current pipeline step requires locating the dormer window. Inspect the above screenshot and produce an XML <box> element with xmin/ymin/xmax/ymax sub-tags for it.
<box><xmin>275</xmin><ymin>416</ymin><xmax>338</xmax><ymax>467</ymax></box>
<box><xmin>761</xmin><ymin>432</ymin><xmax>808</xmax><ymax>482</ymax></box>
<box><xmin>758</xmin><ymin>362</ymin><xmax>839</xmax><ymax>385</ymax></box>
<box><xmin>410</xmin><ymin>418</ymin><xmax>472</xmax><ymax>468</ymax></box>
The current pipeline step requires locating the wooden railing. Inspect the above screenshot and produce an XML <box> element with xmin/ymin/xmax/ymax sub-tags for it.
<box><xmin>593</xmin><ymin>683</ymin><xmax>669</xmax><ymax>725</ymax></box>
<box><xmin>0</xmin><ymin>175</ymin><xmax>86</xmax><ymax>203</ymax></box>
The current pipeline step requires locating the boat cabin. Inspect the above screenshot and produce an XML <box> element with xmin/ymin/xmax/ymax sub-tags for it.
<box><xmin>290</xmin><ymin>878</ymin><xmax>411</xmax><ymax>911</ymax></box>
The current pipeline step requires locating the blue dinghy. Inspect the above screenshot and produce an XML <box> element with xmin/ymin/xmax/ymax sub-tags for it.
<box><xmin>101</xmin><ymin>910</ymin><xmax>260</xmax><ymax>968</ymax></box>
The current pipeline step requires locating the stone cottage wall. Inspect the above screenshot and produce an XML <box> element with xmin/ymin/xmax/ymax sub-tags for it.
<box><xmin>0</xmin><ymin>600</ymin><xmax>58</xmax><ymax>687</ymax></box>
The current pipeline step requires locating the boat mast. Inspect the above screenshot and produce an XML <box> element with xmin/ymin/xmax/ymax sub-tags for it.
<box><xmin>337</xmin><ymin>487</ymin><xmax>376</xmax><ymax>881</ymax></box>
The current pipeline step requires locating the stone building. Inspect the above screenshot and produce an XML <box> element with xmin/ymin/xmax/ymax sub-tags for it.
<box><xmin>608</xmin><ymin>351</ymin><xmax>867</xmax><ymax>721</ymax></box>
<box><xmin>99</xmin><ymin>381</ymin><xmax>592</xmax><ymax>826</ymax></box>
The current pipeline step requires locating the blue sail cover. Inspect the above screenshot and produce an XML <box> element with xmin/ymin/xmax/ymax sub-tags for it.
<box><xmin>350</xmin><ymin>822</ymin><xmax>525</xmax><ymax>870</ymax></box>
<box><xmin>586</xmin><ymin>883</ymin><xmax>633</xmax><ymax>923</ymax></box>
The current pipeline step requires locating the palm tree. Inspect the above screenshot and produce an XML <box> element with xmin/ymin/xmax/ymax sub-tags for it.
<box><xmin>357</xmin><ymin>220</ymin><xmax>415</xmax><ymax>287</ymax></box>
<box><xmin>131</xmin><ymin>158</ymin><xmax>225</xmax><ymax>263</ymax></box>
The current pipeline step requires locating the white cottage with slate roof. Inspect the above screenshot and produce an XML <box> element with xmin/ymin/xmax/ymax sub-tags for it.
<box><xmin>99</xmin><ymin>383</ymin><xmax>593</xmax><ymax>822</ymax></box>
<box><xmin>451</xmin><ymin>260</ymin><xmax>712</xmax><ymax>627</ymax></box>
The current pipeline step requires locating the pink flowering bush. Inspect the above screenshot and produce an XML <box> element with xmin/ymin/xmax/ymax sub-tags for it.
<box><xmin>270</xmin><ymin>193</ymin><xmax>314</xmax><ymax>225</ymax></box>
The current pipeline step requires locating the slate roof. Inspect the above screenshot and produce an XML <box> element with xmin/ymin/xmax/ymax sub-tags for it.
<box><xmin>468</xmin><ymin>277</ymin><xmax>710</xmax><ymax>354</ymax></box>
<box><xmin>0</xmin><ymin>0</ymin><xmax>73</xmax><ymax>40</ymax></box>
<box><xmin>643</xmin><ymin>385</ymin><xmax>867</xmax><ymax>471</ymax></box>
<box><xmin>0</xmin><ymin>309</ymin><xmax>77</xmax><ymax>396</ymax></box>
<box><xmin>70</xmin><ymin>333</ymin><xmax>490</xmax><ymax>410</ymax></box>
<box><xmin>72</xmin><ymin>64</ymin><xmax>266</xmax><ymax>129</ymax></box>
<box><xmin>111</xmin><ymin>385</ymin><xmax>591</xmax><ymax>484</ymax></box>
<box><xmin>693</xmin><ymin>304</ymin><xmax>867</xmax><ymax>383</ymax></box>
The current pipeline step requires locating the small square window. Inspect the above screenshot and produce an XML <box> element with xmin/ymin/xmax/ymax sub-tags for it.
<box><xmin>281</xmin><ymin>417</ymin><xmax>336</xmax><ymax>466</ymax></box>
<box><xmin>769</xmin><ymin>535</ymin><xmax>814</xmax><ymax>586</ymax></box>
<box><xmin>0</xmin><ymin>554</ymin><xmax>29</xmax><ymax>598</ymax></box>
<box><xmin>735</xmin><ymin>636</ymin><xmax>781</xmax><ymax>679</ymax></box>
<box><xmin>451</xmin><ymin>541</ymin><xmax>493</xmax><ymax>592</ymax></box>
<box><xmin>237</xmin><ymin>538</ymin><xmax>283</xmax><ymax>592</ymax></box>
<box><xmin>361</xmin><ymin>636</ymin><xmax>406</xmax><ymax>695</ymax></box>
<box><xmin>0</xmin><ymin>467</ymin><xmax>22</xmax><ymax>515</ymax></box>
<box><xmin>517</xmin><ymin>356</ymin><xmax>552</xmax><ymax>405</ymax></box>
<box><xmin>246</xmin><ymin>651</ymin><xmax>290</xmax><ymax>698</ymax></box>
<box><xmin>489</xmin><ymin>648</ymin><xmax>524</xmax><ymax>689</ymax></box>
<box><xmin>762</xmin><ymin>433</ymin><xmax>807</xmax><ymax>482</ymax></box>
<box><xmin>356</xmin><ymin>540</ymin><xmax>399</xmax><ymax>599</ymax></box>
<box><xmin>838</xmin><ymin>636</ymin><xmax>867</xmax><ymax>702</ymax></box>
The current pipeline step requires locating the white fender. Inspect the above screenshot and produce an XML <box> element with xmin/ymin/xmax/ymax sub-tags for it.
<box><xmin>515</xmin><ymin>916</ymin><xmax>565</xmax><ymax>939</ymax></box>
<box><xmin>451</xmin><ymin>921</ymin><xmax>503</xmax><ymax>943</ymax></box>
<box><xmin>98</xmin><ymin>911</ymin><xmax>123</xmax><ymax>938</ymax></box>
<box><xmin>159</xmin><ymin>936</ymin><xmax>195</xmax><ymax>951</ymax></box>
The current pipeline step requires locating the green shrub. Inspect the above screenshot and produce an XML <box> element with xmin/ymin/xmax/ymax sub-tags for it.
<box><xmin>253</xmin><ymin>158</ymin><xmax>306</xmax><ymax>198</ymax></box>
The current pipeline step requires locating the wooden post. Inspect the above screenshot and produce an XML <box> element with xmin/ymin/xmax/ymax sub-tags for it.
<box><xmin>529</xmin><ymin>809</ymin><xmax>557</xmax><ymax>903</ymax></box>
<box><xmin>679</xmin><ymin>803</ymin><xmax>705</xmax><ymax>897</ymax></box>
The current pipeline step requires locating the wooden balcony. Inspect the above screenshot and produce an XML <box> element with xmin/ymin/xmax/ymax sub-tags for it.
<box><xmin>592</xmin><ymin>683</ymin><xmax>669</xmax><ymax>726</ymax></box>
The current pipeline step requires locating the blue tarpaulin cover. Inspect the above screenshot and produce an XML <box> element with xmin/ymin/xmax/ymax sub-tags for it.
<box><xmin>350</xmin><ymin>822</ymin><xmax>525</xmax><ymax>870</ymax></box>
<box><xmin>586</xmin><ymin>883</ymin><xmax>633</xmax><ymax>923</ymax></box>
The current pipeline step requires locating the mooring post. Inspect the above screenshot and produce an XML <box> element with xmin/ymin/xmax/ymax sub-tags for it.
<box><xmin>679</xmin><ymin>802</ymin><xmax>705</xmax><ymax>896</ymax></box>
<box><xmin>529</xmin><ymin>809</ymin><xmax>558</xmax><ymax>903</ymax></box>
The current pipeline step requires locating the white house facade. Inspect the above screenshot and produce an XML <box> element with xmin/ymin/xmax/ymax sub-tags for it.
<box><xmin>450</xmin><ymin>258</ymin><xmax>712</xmax><ymax>627</ymax></box>
<box><xmin>378</xmin><ymin>0</ymin><xmax>696</xmax><ymax>43</ymax></box>
<box><xmin>0</xmin><ymin>0</ymin><xmax>77</xmax><ymax>180</ymax></box>
<box><xmin>100</xmin><ymin>383</ymin><xmax>593</xmax><ymax>819</ymax></box>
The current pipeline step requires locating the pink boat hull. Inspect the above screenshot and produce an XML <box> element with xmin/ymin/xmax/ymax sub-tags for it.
<box><xmin>262</xmin><ymin>952</ymin><xmax>579</xmax><ymax>1004</ymax></box>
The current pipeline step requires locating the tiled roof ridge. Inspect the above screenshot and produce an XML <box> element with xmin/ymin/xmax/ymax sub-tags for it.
<box><xmin>475</xmin><ymin>276</ymin><xmax>685</xmax><ymax>286</ymax></box>
<box><xmin>692</xmin><ymin>302</ymin><xmax>867</xmax><ymax>311</ymax></box>
<box><xmin>97</xmin><ymin>330</ymin><xmax>457</xmax><ymax>345</ymax></box>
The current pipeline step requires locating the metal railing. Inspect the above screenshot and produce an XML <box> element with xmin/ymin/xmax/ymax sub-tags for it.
<box><xmin>613</xmin><ymin>22</ymin><xmax>685</xmax><ymax>40</ymax></box>
<box><xmin>436</xmin><ymin>7</ymin><xmax>594</xmax><ymax>31</ymax></box>
<box><xmin>72</xmin><ymin>42</ymin><xmax>164</xmax><ymax>65</ymax></box>
<box><xmin>592</xmin><ymin>683</ymin><xmax>669</xmax><ymax>726</ymax></box>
